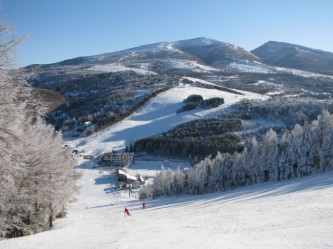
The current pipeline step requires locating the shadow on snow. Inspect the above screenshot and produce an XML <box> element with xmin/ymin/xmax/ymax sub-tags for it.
<box><xmin>147</xmin><ymin>170</ymin><xmax>333</xmax><ymax>211</ymax></box>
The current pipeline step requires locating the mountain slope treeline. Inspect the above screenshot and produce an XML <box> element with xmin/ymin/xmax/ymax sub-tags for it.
<box><xmin>38</xmin><ymin>71</ymin><xmax>178</xmax><ymax>136</ymax></box>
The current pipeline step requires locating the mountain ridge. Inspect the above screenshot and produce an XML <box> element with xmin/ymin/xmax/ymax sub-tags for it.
<box><xmin>25</xmin><ymin>37</ymin><xmax>333</xmax><ymax>76</ymax></box>
<box><xmin>251</xmin><ymin>40</ymin><xmax>333</xmax><ymax>74</ymax></box>
<box><xmin>34</xmin><ymin>37</ymin><xmax>260</xmax><ymax>69</ymax></box>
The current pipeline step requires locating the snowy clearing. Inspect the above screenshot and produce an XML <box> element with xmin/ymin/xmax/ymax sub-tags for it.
<box><xmin>166</xmin><ymin>59</ymin><xmax>219</xmax><ymax>73</ymax></box>
<box><xmin>87</xmin><ymin>63</ymin><xmax>157</xmax><ymax>75</ymax></box>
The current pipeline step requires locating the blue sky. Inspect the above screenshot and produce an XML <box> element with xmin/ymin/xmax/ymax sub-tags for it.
<box><xmin>1</xmin><ymin>0</ymin><xmax>333</xmax><ymax>67</ymax></box>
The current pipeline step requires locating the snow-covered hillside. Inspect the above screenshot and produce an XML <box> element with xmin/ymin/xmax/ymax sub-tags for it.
<box><xmin>1</xmin><ymin>78</ymin><xmax>333</xmax><ymax>249</ymax></box>
<box><xmin>72</xmin><ymin>79</ymin><xmax>266</xmax><ymax>156</ymax></box>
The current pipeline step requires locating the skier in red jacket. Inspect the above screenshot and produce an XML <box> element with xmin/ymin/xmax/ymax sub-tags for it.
<box><xmin>142</xmin><ymin>202</ymin><xmax>146</xmax><ymax>209</ymax></box>
<box><xmin>124</xmin><ymin>207</ymin><xmax>130</xmax><ymax>216</ymax></box>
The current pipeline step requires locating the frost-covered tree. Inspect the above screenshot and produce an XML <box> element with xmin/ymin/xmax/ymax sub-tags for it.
<box><xmin>0</xmin><ymin>21</ymin><xmax>28</xmax><ymax>237</ymax></box>
<box><xmin>173</xmin><ymin>167</ymin><xmax>186</xmax><ymax>195</ymax></box>
<box><xmin>17</xmin><ymin>118</ymin><xmax>76</xmax><ymax>230</ymax></box>
<box><xmin>256</xmin><ymin>129</ymin><xmax>279</xmax><ymax>182</ymax></box>
<box><xmin>279</xmin><ymin>124</ymin><xmax>304</xmax><ymax>179</ymax></box>
<box><xmin>311</xmin><ymin>110</ymin><xmax>333</xmax><ymax>172</ymax></box>
<box><xmin>150</xmin><ymin>111</ymin><xmax>333</xmax><ymax>198</ymax></box>
<box><xmin>0</xmin><ymin>19</ymin><xmax>77</xmax><ymax>238</ymax></box>
<box><xmin>243</xmin><ymin>137</ymin><xmax>260</xmax><ymax>184</ymax></box>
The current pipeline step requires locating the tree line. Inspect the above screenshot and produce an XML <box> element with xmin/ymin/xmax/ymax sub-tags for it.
<box><xmin>177</xmin><ymin>94</ymin><xmax>224</xmax><ymax>114</ymax></box>
<box><xmin>140</xmin><ymin>110</ymin><xmax>333</xmax><ymax>198</ymax></box>
<box><xmin>133</xmin><ymin>119</ymin><xmax>242</xmax><ymax>162</ymax></box>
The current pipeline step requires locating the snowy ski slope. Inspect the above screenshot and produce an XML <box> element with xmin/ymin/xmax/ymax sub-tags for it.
<box><xmin>1</xmin><ymin>160</ymin><xmax>332</xmax><ymax>249</ymax></box>
<box><xmin>73</xmin><ymin>79</ymin><xmax>267</xmax><ymax>156</ymax></box>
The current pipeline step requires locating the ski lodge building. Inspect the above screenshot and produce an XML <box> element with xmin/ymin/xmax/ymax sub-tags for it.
<box><xmin>101</xmin><ymin>151</ymin><xmax>134</xmax><ymax>167</ymax></box>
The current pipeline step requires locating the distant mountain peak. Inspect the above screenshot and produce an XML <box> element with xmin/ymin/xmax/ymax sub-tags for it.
<box><xmin>252</xmin><ymin>41</ymin><xmax>333</xmax><ymax>75</ymax></box>
<box><xmin>257</xmin><ymin>40</ymin><xmax>333</xmax><ymax>55</ymax></box>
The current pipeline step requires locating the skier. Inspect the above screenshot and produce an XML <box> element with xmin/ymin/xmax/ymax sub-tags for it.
<box><xmin>142</xmin><ymin>202</ymin><xmax>146</xmax><ymax>209</ymax></box>
<box><xmin>124</xmin><ymin>207</ymin><xmax>130</xmax><ymax>216</ymax></box>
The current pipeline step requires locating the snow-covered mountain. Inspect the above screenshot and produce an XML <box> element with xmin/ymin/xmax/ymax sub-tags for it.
<box><xmin>25</xmin><ymin>37</ymin><xmax>333</xmax><ymax>137</ymax></box>
<box><xmin>27</xmin><ymin>37</ymin><xmax>333</xmax><ymax>80</ymax></box>
<box><xmin>28</xmin><ymin>37</ymin><xmax>261</xmax><ymax>75</ymax></box>
<box><xmin>252</xmin><ymin>41</ymin><xmax>333</xmax><ymax>75</ymax></box>
<box><xmin>172</xmin><ymin>37</ymin><xmax>261</xmax><ymax>67</ymax></box>
<box><xmin>3</xmin><ymin>34</ymin><xmax>333</xmax><ymax>248</ymax></box>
